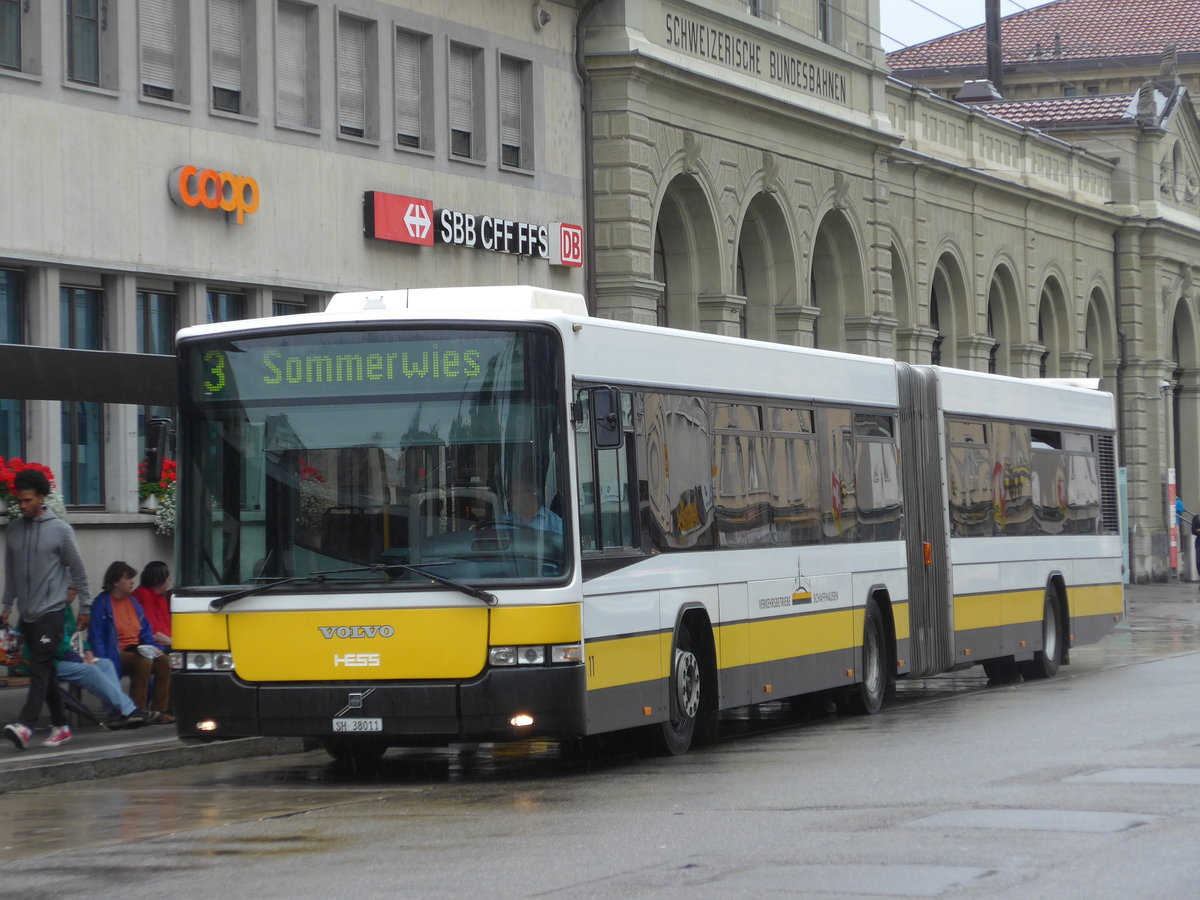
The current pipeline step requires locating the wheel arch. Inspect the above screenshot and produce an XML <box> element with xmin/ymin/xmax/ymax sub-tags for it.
<box><xmin>867</xmin><ymin>585</ymin><xmax>899</xmax><ymax>679</ymax></box>
<box><xmin>673</xmin><ymin>602</ymin><xmax>719</xmax><ymax>743</ymax></box>
<box><xmin>1047</xmin><ymin>572</ymin><xmax>1069</xmax><ymax>664</ymax></box>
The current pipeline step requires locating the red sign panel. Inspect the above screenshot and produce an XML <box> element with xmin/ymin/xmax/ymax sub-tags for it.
<box><xmin>364</xmin><ymin>191</ymin><xmax>434</xmax><ymax>245</ymax></box>
<box><xmin>550</xmin><ymin>222</ymin><xmax>584</xmax><ymax>267</ymax></box>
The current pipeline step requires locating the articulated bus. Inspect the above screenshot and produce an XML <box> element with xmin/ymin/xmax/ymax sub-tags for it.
<box><xmin>168</xmin><ymin>286</ymin><xmax>1124</xmax><ymax>763</ymax></box>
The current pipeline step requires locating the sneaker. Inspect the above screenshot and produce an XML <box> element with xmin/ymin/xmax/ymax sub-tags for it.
<box><xmin>44</xmin><ymin>725</ymin><xmax>72</xmax><ymax>748</ymax></box>
<box><xmin>109</xmin><ymin>710</ymin><xmax>147</xmax><ymax>729</ymax></box>
<box><xmin>3</xmin><ymin>722</ymin><xmax>31</xmax><ymax>751</ymax></box>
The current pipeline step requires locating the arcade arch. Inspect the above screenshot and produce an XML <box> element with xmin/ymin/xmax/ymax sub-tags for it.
<box><xmin>652</xmin><ymin>174</ymin><xmax>722</xmax><ymax>332</ymax></box>
<box><xmin>734</xmin><ymin>192</ymin><xmax>798</xmax><ymax>342</ymax></box>
<box><xmin>809</xmin><ymin>209</ymin><xmax>865</xmax><ymax>352</ymax></box>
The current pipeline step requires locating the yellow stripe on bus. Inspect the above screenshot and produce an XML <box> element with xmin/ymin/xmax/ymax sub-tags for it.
<box><xmin>954</xmin><ymin>589</ymin><xmax>1044</xmax><ymax>631</ymax></box>
<box><xmin>490</xmin><ymin>603</ymin><xmax>581</xmax><ymax>644</ymax></box>
<box><xmin>1068</xmin><ymin>583</ymin><xmax>1124</xmax><ymax>618</ymax></box>
<box><xmin>173</xmin><ymin>612</ymin><xmax>230</xmax><ymax>650</ymax></box>
<box><xmin>586</xmin><ymin>632</ymin><xmax>665</xmax><ymax>690</ymax></box>
<box><xmin>954</xmin><ymin>583</ymin><xmax>1123</xmax><ymax>632</ymax></box>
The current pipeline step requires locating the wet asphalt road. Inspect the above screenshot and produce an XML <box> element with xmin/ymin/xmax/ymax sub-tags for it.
<box><xmin>0</xmin><ymin>584</ymin><xmax>1198</xmax><ymax>898</ymax></box>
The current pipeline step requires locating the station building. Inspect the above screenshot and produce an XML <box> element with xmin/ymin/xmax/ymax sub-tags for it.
<box><xmin>3</xmin><ymin>0</ymin><xmax>1200</xmax><ymax>583</ymax></box>
<box><xmin>0</xmin><ymin>0</ymin><xmax>586</xmax><ymax>576</ymax></box>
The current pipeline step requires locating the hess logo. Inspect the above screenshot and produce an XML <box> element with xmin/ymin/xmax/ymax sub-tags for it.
<box><xmin>170</xmin><ymin>165</ymin><xmax>260</xmax><ymax>224</ymax></box>
<box><xmin>334</xmin><ymin>653</ymin><xmax>381</xmax><ymax>667</ymax></box>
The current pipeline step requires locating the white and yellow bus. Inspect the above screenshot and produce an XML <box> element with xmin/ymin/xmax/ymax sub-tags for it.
<box><xmin>168</xmin><ymin>286</ymin><xmax>1124</xmax><ymax>762</ymax></box>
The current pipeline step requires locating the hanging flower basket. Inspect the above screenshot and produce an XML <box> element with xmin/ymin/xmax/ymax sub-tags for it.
<box><xmin>0</xmin><ymin>457</ymin><xmax>65</xmax><ymax>521</ymax></box>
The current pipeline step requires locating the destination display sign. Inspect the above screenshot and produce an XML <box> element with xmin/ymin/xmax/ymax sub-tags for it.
<box><xmin>186</xmin><ymin>330</ymin><xmax>526</xmax><ymax>403</ymax></box>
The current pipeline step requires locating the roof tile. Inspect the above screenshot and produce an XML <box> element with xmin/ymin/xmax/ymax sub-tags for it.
<box><xmin>888</xmin><ymin>0</ymin><xmax>1200</xmax><ymax>70</ymax></box>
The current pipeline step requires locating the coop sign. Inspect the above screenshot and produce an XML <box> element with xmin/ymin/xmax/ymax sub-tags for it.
<box><xmin>169</xmin><ymin>165</ymin><xmax>260</xmax><ymax>224</ymax></box>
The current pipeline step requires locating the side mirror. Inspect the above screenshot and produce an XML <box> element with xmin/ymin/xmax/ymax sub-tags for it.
<box><xmin>144</xmin><ymin>417</ymin><xmax>174</xmax><ymax>483</ymax></box>
<box><xmin>588</xmin><ymin>387</ymin><xmax>623</xmax><ymax>450</ymax></box>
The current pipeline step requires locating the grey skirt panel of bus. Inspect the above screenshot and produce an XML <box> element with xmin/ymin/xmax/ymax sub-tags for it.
<box><xmin>897</xmin><ymin>363</ymin><xmax>954</xmax><ymax>676</ymax></box>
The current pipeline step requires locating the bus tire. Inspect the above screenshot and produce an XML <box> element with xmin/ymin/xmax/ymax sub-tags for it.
<box><xmin>848</xmin><ymin>601</ymin><xmax>890</xmax><ymax>715</ymax></box>
<box><xmin>1019</xmin><ymin>590</ymin><xmax>1063</xmax><ymax>680</ymax></box>
<box><xmin>654</xmin><ymin>625</ymin><xmax>702</xmax><ymax>755</ymax></box>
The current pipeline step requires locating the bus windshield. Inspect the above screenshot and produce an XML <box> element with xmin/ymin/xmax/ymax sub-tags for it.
<box><xmin>176</xmin><ymin>325</ymin><xmax>567</xmax><ymax>590</ymax></box>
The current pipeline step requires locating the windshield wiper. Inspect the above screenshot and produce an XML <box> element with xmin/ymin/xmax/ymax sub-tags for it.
<box><xmin>207</xmin><ymin>563</ymin><xmax>497</xmax><ymax>612</ymax></box>
<box><xmin>372</xmin><ymin>562</ymin><xmax>498</xmax><ymax>607</ymax></box>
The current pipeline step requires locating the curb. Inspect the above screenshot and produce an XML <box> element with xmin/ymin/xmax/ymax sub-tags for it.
<box><xmin>0</xmin><ymin>736</ymin><xmax>307</xmax><ymax>794</ymax></box>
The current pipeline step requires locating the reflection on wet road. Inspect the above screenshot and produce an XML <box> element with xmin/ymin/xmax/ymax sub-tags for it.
<box><xmin>0</xmin><ymin>587</ymin><xmax>1197</xmax><ymax>870</ymax></box>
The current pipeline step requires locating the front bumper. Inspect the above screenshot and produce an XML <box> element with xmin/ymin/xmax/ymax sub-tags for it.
<box><xmin>171</xmin><ymin>664</ymin><xmax>588</xmax><ymax>744</ymax></box>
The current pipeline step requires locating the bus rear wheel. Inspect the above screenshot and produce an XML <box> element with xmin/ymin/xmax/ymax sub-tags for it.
<box><xmin>654</xmin><ymin>626</ymin><xmax>701</xmax><ymax>755</ymax></box>
<box><xmin>847</xmin><ymin>601</ymin><xmax>890</xmax><ymax>715</ymax></box>
<box><xmin>1019</xmin><ymin>590</ymin><xmax>1063</xmax><ymax>680</ymax></box>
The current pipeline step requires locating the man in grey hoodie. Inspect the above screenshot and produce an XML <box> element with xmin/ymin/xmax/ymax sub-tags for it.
<box><xmin>1</xmin><ymin>469</ymin><xmax>90</xmax><ymax>749</ymax></box>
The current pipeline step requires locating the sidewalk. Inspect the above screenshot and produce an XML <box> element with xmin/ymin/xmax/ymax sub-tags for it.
<box><xmin>0</xmin><ymin>678</ymin><xmax>304</xmax><ymax>793</ymax></box>
<box><xmin>0</xmin><ymin>581</ymin><xmax>1194</xmax><ymax>793</ymax></box>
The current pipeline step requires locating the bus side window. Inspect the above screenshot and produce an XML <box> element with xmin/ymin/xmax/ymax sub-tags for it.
<box><xmin>576</xmin><ymin>390</ymin><xmax>637</xmax><ymax>552</ymax></box>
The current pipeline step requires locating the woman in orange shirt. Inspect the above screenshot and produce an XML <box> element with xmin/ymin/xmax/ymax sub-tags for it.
<box><xmin>87</xmin><ymin>561</ymin><xmax>172</xmax><ymax>722</ymax></box>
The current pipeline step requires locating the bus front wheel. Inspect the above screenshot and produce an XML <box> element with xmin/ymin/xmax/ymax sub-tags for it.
<box><xmin>654</xmin><ymin>626</ymin><xmax>701</xmax><ymax>755</ymax></box>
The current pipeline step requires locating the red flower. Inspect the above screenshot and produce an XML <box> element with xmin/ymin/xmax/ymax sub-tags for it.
<box><xmin>0</xmin><ymin>457</ymin><xmax>57</xmax><ymax>497</ymax></box>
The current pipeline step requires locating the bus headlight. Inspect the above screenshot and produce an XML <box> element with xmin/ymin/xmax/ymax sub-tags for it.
<box><xmin>489</xmin><ymin>644</ymin><xmax>582</xmax><ymax>667</ymax></box>
<box><xmin>170</xmin><ymin>651</ymin><xmax>236</xmax><ymax>672</ymax></box>
<box><xmin>517</xmin><ymin>646</ymin><xmax>545</xmax><ymax>665</ymax></box>
<box><xmin>489</xmin><ymin>646</ymin><xmax>517</xmax><ymax>666</ymax></box>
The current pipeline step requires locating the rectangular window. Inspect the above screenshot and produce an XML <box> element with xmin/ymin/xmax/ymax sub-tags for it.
<box><xmin>576</xmin><ymin>390</ymin><xmax>636</xmax><ymax>553</ymax></box>
<box><xmin>60</xmin><ymin>286</ymin><xmax>104</xmax><ymax>506</ymax></box>
<box><xmin>207</xmin><ymin>290</ymin><xmax>245</xmax><ymax>323</ymax></box>
<box><xmin>210</xmin><ymin>0</ymin><xmax>246</xmax><ymax>112</ymax></box>
<box><xmin>272</xmin><ymin>299</ymin><xmax>304</xmax><ymax>316</ymax></box>
<box><xmin>0</xmin><ymin>269</ymin><xmax>25</xmax><ymax>459</ymax></box>
<box><xmin>816</xmin><ymin>0</ymin><xmax>839</xmax><ymax>44</ymax></box>
<box><xmin>337</xmin><ymin>14</ymin><xmax>375</xmax><ymax>139</ymax></box>
<box><xmin>1</xmin><ymin>0</ymin><xmax>20</xmax><ymax>70</ymax></box>
<box><xmin>140</xmin><ymin>0</ymin><xmax>176</xmax><ymax>100</ymax></box>
<box><xmin>67</xmin><ymin>0</ymin><xmax>100</xmax><ymax>85</ymax></box>
<box><xmin>498</xmin><ymin>54</ymin><xmax>530</xmax><ymax>169</ymax></box>
<box><xmin>394</xmin><ymin>27</ymin><xmax>429</xmax><ymax>149</ymax></box>
<box><xmin>276</xmin><ymin>1</ymin><xmax>316</xmax><ymax>128</ymax></box>
<box><xmin>137</xmin><ymin>290</ymin><xmax>176</xmax><ymax>355</ymax></box>
<box><xmin>449</xmin><ymin>41</ymin><xmax>480</xmax><ymax>159</ymax></box>
<box><xmin>137</xmin><ymin>290</ymin><xmax>176</xmax><ymax>471</ymax></box>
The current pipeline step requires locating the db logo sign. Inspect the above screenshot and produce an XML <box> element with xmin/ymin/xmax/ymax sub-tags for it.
<box><xmin>170</xmin><ymin>165</ymin><xmax>260</xmax><ymax>225</ymax></box>
<box><xmin>364</xmin><ymin>191</ymin><xmax>435</xmax><ymax>246</ymax></box>
<box><xmin>550</xmin><ymin>223</ymin><xmax>584</xmax><ymax>267</ymax></box>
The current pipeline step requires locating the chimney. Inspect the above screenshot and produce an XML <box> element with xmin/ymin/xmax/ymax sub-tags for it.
<box><xmin>956</xmin><ymin>79</ymin><xmax>1004</xmax><ymax>103</ymax></box>
<box><xmin>986</xmin><ymin>0</ymin><xmax>1004</xmax><ymax>95</ymax></box>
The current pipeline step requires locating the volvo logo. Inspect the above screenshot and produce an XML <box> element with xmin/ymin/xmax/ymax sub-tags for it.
<box><xmin>318</xmin><ymin>625</ymin><xmax>396</xmax><ymax>639</ymax></box>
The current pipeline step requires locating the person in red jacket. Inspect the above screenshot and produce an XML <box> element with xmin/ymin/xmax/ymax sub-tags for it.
<box><xmin>132</xmin><ymin>560</ymin><xmax>171</xmax><ymax>648</ymax></box>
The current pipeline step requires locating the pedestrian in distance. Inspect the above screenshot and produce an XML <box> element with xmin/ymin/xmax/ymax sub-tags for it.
<box><xmin>87</xmin><ymin>561</ymin><xmax>174</xmax><ymax>723</ymax></box>
<box><xmin>1</xmin><ymin>468</ymin><xmax>90</xmax><ymax>750</ymax></box>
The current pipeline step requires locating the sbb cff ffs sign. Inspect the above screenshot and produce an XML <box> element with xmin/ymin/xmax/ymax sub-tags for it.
<box><xmin>170</xmin><ymin>165</ymin><xmax>260</xmax><ymax>225</ymax></box>
<box><xmin>364</xmin><ymin>191</ymin><xmax>583</xmax><ymax>267</ymax></box>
